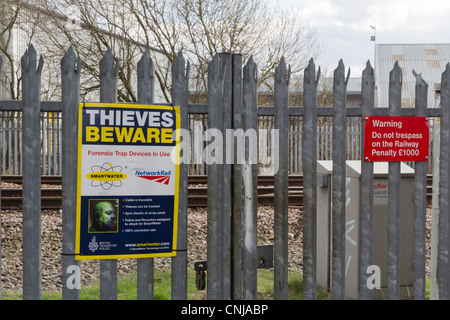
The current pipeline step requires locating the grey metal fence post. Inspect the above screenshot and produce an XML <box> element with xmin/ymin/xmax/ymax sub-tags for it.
<box><xmin>99</xmin><ymin>49</ymin><xmax>119</xmax><ymax>300</ymax></box>
<box><xmin>171</xmin><ymin>52</ymin><xmax>190</xmax><ymax>300</ymax></box>
<box><xmin>412</xmin><ymin>70</ymin><xmax>428</xmax><ymax>300</ymax></box>
<box><xmin>430</xmin><ymin>109</ymin><xmax>441</xmax><ymax>300</ymax></box>
<box><xmin>242</xmin><ymin>56</ymin><xmax>258</xmax><ymax>300</ymax></box>
<box><xmin>231</xmin><ymin>53</ymin><xmax>244</xmax><ymax>300</ymax></box>
<box><xmin>207</xmin><ymin>53</ymin><xmax>229</xmax><ymax>299</ymax></box>
<box><xmin>359</xmin><ymin>61</ymin><xmax>375</xmax><ymax>300</ymax></box>
<box><xmin>302</xmin><ymin>58</ymin><xmax>320</xmax><ymax>300</ymax></box>
<box><xmin>221</xmin><ymin>53</ymin><xmax>233</xmax><ymax>300</ymax></box>
<box><xmin>21</xmin><ymin>44</ymin><xmax>44</xmax><ymax>300</ymax></box>
<box><xmin>61</xmin><ymin>47</ymin><xmax>81</xmax><ymax>300</ymax></box>
<box><xmin>387</xmin><ymin>61</ymin><xmax>402</xmax><ymax>300</ymax></box>
<box><xmin>274</xmin><ymin>57</ymin><xmax>290</xmax><ymax>300</ymax></box>
<box><xmin>331</xmin><ymin>59</ymin><xmax>349</xmax><ymax>300</ymax></box>
<box><xmin>439</xmin><ymin>63</ymin><xmax>450</xmax><ymax>299</ymax></box>
<box><xmin>136</xmin><ymin>50</ymin><xmax>155</xmax><ymax>300</ymax></box>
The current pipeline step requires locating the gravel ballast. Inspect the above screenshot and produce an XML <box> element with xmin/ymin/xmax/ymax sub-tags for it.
<box><xmin>1</xmin><ymin>205</ymin><xmax>431</xmax><ymax>294</ymax></box>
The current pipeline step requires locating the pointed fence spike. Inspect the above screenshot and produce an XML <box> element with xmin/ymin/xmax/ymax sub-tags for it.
<box><xmin>138</xmin><ymin>50</ymin><xmax>153</xmax><ymax>72</ymax></box>
<box><xmin>208</xmin><ymin>54</ymin><xmax>221</xmax><ymax>81</ymax></box>
<box><xmin>275</xmin><ymin>57</ymin><xmax>289</xmax><ymax>84</ymax></box>
<box><xmin>362</xmin><ymin>61</ymin><xmax>375</xmax><ymax>87</ymax></box>
<box><xmin>37</xmin><ymin>55</ymin><xmax>44</xmax><ymax>74</ymax></box>
<box><xmin>114</xmin><ymin>57</ymin><xmax>119</xmax><ymax>77</ymax></box>
<box><xmin>100</xmin><ymin>48</ymin><xmax>114</xmax><ymax>66</ymax></box>
<box><xmin>28</xmin><ymin>43</ymin><xmax>36</xmax><ymax>57</ymax></box>
<box><xmin>173</xmin><ymin>52</ymin><xmax>190</xmax><ymax>79</ymax></box>
<box><xmin>66</xmin><ymin>46</ymin><xmax>75</xmax><ymax>59</ymax></box>
<box><xmin>287</xmin><ymin>65</ymin><xmax>292</xmax><ymax>85</ymax></box>
<box><xmin>185</xmin><ymin>60</ymin><xmax>191</xmax><ymax>79</ymax></box>
<box><xmin>244</xmin><ymin>55</ymin><xmax>258</xmax><ymax>82</ymax></box>
<box><xmin>345</xmin><ymin>67</ymin><xmax>351</xmax><ymax>85</ymax></box>
<box><xmin>316</xmin><ymin>66</ymin><xmax>321</xmax><ymax>84</ymax></box>
<box><xmin>77</xmin><ymin>54</ymin><xmax>82</xmax><ymax>73</ymax></box>
<box><xmin>389</xmin><ymin>61</ymin><xmax>403</xmax><ymax>85</ymax></box>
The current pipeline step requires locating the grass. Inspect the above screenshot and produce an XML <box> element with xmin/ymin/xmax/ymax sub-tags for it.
<box><xmin>1</xmin><ymin>268</ymin><xmax>205</xmax><ymax>300</ymax></box>
<box><xmin>3</xmin><ymin>268</ymin><xmax>432</xmax><ymax>300</ymax></box>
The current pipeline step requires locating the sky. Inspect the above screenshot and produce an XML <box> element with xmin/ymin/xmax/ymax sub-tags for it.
<box><xmin>273</xmin><ymin>0</ymin><xmax>450</xmax><ymax>77</ymax></box>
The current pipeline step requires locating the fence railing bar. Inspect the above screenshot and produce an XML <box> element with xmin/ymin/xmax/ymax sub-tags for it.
<box><xmin>42</xmin><ymin>115</ymin><xmax>47</xmax><ymax>175</ymax></box>
<box><xmin>387</xmin><ymin>61</ymin><xmax>403</xmax><ymax>300</ymax></box>
<box><xmin>21</xmin><ymin>44</ymin><xmax>44</xmax><ymax>300</ymax></box>
<box><xmin>0</xmin><ymin>100</ymin><xmax>23</xmax><ymax>111</ymax></box>
<box><xmin>52</xmin><ymin>113</ymin><xmax>58</xmax><ymax>175</ymax></box>
<box><xmin>331</xmin><ymin>59</ymin><xmax>349</xmax><ymax>300</ymax></box>
<box><xmin>273</xmin><ymin>57</ymin><xmax>290</xmax><ymax>300</ymax></box>
<box><xmin>2</xmin><ymin>117</ymin><xmax>5</xmax><ymax>174</ymax></box>
<box><xmin>302</xmin><ymin>58</ymin><xmax>319</xmax><ymax>300</ymax></box>
<box><xmin>0</xmin><ymin>101</ymin><xmax>444</xmax><ymax>119</ymax></box>
<box><xmin>47</xmin><ymin>114</ymin><xmax>51</xmax><ymax>174</ymax></box>
<box><xmin>439</xmin><ymin>63</ymin><xmax>450</xmax><ymax>299</ymax></box>
<box><xmin>412</xmin><ymin>70</ymin><xmax>429</xmax><ymax>300</ymax></box>
<box><xmin>296</xmin><ymin>122</ymin><xmax>301</xmax><ymax>174</ymax></box>
<box><xmin>171</xmin><ymin>51</ymin><xmax>190</xmax><ymax>300</ymax></box>
<box><xmin>136</xmin><ymin>50</ymin><xmax>155</xmax><ymax>300</ymax></box>
<box><xmin>16</xmin><ymin>117</ymin><xmax>20</xmax><ymax>175</ymax></box>
<box><xmin>359</xmin><ymin>61</ymin><xmax>375</xmax><ymax>300</ymax></box>
<box><xmin>99</xmin><ymin>48</ymin><xmax>119</xmax><ymax>300</ymax></box>
<box><xmin>0</xmin><ymin>100</ymin><xmax>65</xmax><ymax>112</ymax></box>
<box><xmin>57</xmin><ymin>113</ymin><xmax>62</xmax><ymax>175</ymax></box>
<box><xmin>8</xmin><ymin>114</ymin><xmax>13</xmax><ymax>174</ymax></box>
<box><xmin>61</xmin><ymin>46</ymin><xmax>81</xmax><ymax>300</ymax></box>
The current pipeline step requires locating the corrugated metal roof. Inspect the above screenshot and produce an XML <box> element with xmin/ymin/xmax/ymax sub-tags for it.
<box><xmin>347</xmin><ymin>77</ymin><xmax>362</xmax><ymax>94</ymax></box>
<box><xmin>375</xmin><ymin>43</ymin><xmax>450</xmax><ymax>108</ymax></box>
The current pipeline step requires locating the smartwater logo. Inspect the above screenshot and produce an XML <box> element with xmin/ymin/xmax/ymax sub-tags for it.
<box><xmin>86</xmin><ymin>162</ymin><xmax>127</xmax><ymax>190</ymax></box>
<box><xmin>135</xmin><ymin>170</ymin><xmax>172</xmax><ymax>185</ymax></box>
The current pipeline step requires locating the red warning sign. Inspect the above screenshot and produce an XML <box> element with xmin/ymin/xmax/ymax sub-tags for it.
<box><xmin>363</xmin><ymin>116</ymin><xmax>429</xmax><ymax>162</ymax></box>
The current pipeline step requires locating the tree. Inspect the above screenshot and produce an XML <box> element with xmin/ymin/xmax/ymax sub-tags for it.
<box><xmin>0</xmin><ymin>0</ymin><xmax>44</xmax><ymax>100</ymax></box>
<box><xmin>129</xmin><ymin>0</ymin><xmax>321</xmax><ymax>102</ymax></box>
<box><xmin>29</xmin><ymin>0</ymin><xmax>321</xmax><ymax>103</ymax></box>
<box><xmin>34</xmin><ymin>0</ymin><xmax>148</xmax><ymax>102</ymax></box>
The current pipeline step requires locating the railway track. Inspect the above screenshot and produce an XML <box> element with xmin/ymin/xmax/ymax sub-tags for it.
<box><xmin>0</xmin><ymin>175</ymin><xmax>433</xmax><ymax>209</ymax></box>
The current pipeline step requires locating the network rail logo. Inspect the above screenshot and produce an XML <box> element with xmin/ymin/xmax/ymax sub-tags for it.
<box><xmin>135</xmin><ymin>170</ymin><xmax>172</xmax><ymax>185</ymax></box>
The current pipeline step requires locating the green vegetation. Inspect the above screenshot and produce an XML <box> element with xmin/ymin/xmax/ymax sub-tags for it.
<box><xmin>3</xmin><ymin>269</ymin><xmax>431</xmax><ymax>300</ymax></box>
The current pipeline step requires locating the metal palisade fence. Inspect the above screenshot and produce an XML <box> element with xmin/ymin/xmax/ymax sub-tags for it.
<box><xmin>0</xmin><ymin>44</ymin><xmax>447</xmax><ymax>300</ymax></box>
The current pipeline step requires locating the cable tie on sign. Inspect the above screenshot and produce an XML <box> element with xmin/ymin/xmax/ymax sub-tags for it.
<box><xmin>61</xmin><ymin>252</ymin><xmax>80</xmax><ymax>256</ymax></box>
